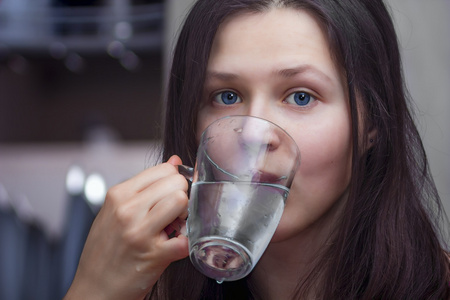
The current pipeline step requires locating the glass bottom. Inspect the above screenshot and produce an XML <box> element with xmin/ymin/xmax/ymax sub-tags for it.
<box><xmin>189</xmin><ymin>236</ymin><xmax>252</xmax><ymax>282</ymax></box>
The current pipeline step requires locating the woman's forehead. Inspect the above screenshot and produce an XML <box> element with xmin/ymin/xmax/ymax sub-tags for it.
<box><xmin>207</xmin><ymin>8</ymin><xmax>345</xmax><ymax>91</ymax></box>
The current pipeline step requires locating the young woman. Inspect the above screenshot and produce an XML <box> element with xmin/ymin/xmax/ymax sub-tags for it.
<box><xmin>65</xmin><ymin>0</ymin><xmax>450</xmax><ymax>299</ymax></box>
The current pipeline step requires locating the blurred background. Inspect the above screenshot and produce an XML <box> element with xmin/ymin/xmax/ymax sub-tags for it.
<box><xmin>0</xmin><ymin>0</ymin><xmax>448</xmax><ymax>299</ymax></box>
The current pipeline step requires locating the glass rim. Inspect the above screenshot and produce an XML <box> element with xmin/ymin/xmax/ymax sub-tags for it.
<box><xmin>200</xmin><ymin>114</ymin><xmax>301</xmax><ymax>165</ymax></box>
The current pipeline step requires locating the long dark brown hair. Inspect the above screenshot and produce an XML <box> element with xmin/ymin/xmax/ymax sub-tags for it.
<box><xmin>152</xmin><ymin>0</ymin><xmax>450</xmax><ymax>298</ymax></box>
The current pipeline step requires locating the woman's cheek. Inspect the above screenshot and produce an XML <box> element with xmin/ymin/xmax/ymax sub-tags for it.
<box><xmin>272</xmin><ymin>124</ymin><xmax>352</xmax><ymax>241</ymax></box>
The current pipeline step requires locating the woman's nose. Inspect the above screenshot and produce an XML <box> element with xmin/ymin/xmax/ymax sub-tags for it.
<box><xmin>238</xmin><ymin>116</ymin><xmax>282</xmax><ymax>153</ymax></box>
<box><xmin>237</xmin><ymin>97</ymin><xmax>284</xmax><ymax>151</ymax></box>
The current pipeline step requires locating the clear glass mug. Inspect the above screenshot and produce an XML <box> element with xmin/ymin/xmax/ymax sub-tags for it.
<box><xmin>178</xmin><ymin>115</ymin><xmax>300</xmax><ymax>282</ymax></box>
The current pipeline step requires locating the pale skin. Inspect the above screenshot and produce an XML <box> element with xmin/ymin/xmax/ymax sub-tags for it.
<box><xmin>65</xmin><ymin>7</ymin><xmax>352</xmax><ymax>300</ymax></box>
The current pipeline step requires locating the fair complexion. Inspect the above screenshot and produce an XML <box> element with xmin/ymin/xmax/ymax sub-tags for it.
<box><xmin>65</xmin><ymin>7</ymin><xmax>352</xmax><ymax>300</ymax></box>
<box><xmin>197</xmin><ymin>8</ymin><xmax>352</xmax><ymax>298</ymax></box>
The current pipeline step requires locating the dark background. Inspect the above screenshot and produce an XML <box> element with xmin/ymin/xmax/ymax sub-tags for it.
<box><xmin>0</xmin><ymin>0</ymin><xmax>164</xmax><ymax>143</ymax></box>
<box><xmin>0</xmin><ymin>53</ymin><xmax>163</xmax><ymax>142</ymax></box>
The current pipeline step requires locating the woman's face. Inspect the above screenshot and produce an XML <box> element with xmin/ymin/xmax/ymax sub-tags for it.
<box><xmin>197</xmin><ymin>8</ymin><xmax>352</xmax><ymax>242</ymax></box>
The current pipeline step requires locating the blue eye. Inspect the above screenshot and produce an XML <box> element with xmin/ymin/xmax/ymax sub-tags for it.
<box><xmin>286</xmin><ymin>91</ymin><xmax>313</xmax><ymax>106</ymax></box>
<box><xmin>214</xmin><ymin>91</ymin><xmax>241</xmax><ymax>105</ymax></box>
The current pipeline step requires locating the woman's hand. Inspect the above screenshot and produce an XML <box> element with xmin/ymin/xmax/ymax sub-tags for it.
<box><xmin>64</xmin><ymin>155</ymin><xmax>189</xmax><ymax>300</ymax></box>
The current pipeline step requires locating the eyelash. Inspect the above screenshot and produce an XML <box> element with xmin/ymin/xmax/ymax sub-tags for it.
<box><xmin>213</xmin><ymin>90</ymin><xmax>242</xmax><ymax>105</ymax></box>
<box><xmin>283</xmin><ymin>91</ymin><xmax>317</xmax><ymax>107</ymax></box>
<box><xmin>212</xmin><ymin>90</ymin><xmax>317</xmax><ymax>108</ymax></box>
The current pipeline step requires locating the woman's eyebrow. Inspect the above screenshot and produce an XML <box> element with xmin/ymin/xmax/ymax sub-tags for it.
<box><xmin>275</xmin><ymin>64</ymin><xmax>333</xmax><ymax>83</ymax></box>
<box><xmin>205</xmin><ymin>64</ymin><xmax>333</xmax><ymax>83</ymax></box>
<box><xmin>205</xmin><ymin>71</ymin><xmax>240</xmax><ymax>81</ymax></box>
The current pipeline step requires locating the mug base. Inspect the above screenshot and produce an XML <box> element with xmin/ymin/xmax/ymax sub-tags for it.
<box><xmin>189</xmin><ymin>236</ymin><xmax>252</xmax><ymax>282</ymax></box>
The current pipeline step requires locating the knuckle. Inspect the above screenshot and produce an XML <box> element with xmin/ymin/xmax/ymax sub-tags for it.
<box><xmin>172</xmin><ymin>174</ymin><xmax>189</xmax><ymax>190</ymax></box>
<box><xmin>114</xmin><ymin>203</ymin><xmax>133</xmax><ymax>225</ymax></box>
<box><xmin>122</xmin><ymin>227</ymin><xmax>144</xmax><ymax>248</ymax></box>
<box><xmin>161</xmin><ymin>162</ymin><xmax>177</xmax><ymax>174</ymax></box>
<box><xmin>104</xmin><ymin>185</ymin><xmax>123</xmax><ymax>205</ymax></box>
<box><xmin>172</xmin><ymin>190</ymin><xmax>188</xmax><ymax>207</ymax></box>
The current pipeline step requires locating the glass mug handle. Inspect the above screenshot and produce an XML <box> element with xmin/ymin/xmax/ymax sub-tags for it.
<box><xmin>177</xmin><ymin>165</ymin><xmax>194</xmax><ymax>182</ymax></box>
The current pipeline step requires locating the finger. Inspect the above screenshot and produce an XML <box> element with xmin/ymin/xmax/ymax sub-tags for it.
<box><xmin>146</xmin><ymin>189</ymin><xmax>189</xmax><ymax>236</ymax></box>
<box><xmin>159</xmin><ymin>233</ymin><xmax>189</xmax><ymax>262</ymax></box>
<box><xmin>167</xmin><ymin>155</ymin><xmax>183</xmax><ymax>166</ymax></box>
<box><xmin>126</xmin><ymin>172</ymin><xmax>188</xmax><ymax>215</ymax></box>
<box><xmin>107</xmin><ymin>174</ymin><xmax>188</xmax><ymax>233</ymax></box>
<box><xmin>118</xmin><ymin>162</ymin><xmax>180</xmax><ymax>195</ymax></box>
